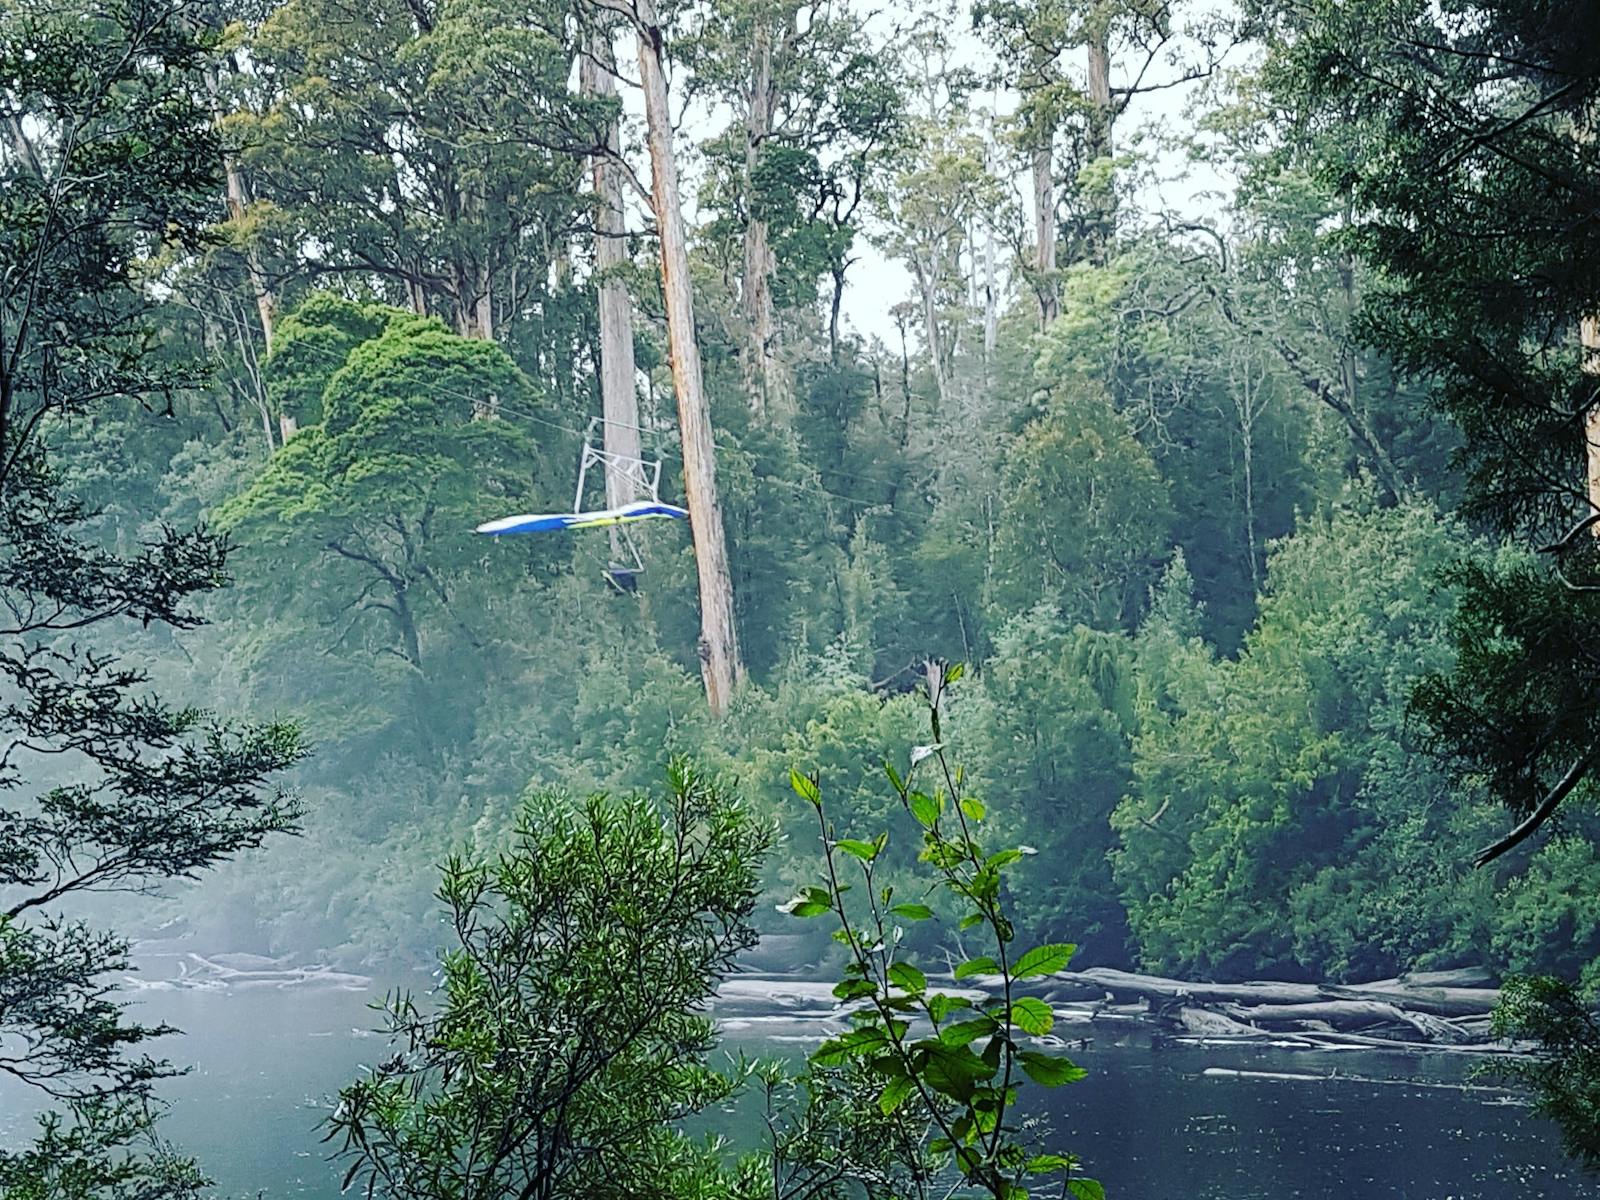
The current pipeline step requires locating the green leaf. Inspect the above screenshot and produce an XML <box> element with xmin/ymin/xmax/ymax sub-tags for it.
<box><xmin>884</xmin><ymin>759</ymin><xmax>905</xmax><ymax>794</ymax></box>
<box><xmin>908</xmin><ymin>791</ymin><xmax>940</xmax><ymax>827</ymax></box>
<box><xmin>1008</xmin><ymin>997</ymin><xmax>1054</xmax><ymax>1036</ymax></box>
<box><xmin>938</xmin><ymin>1016</ymin><xmax>997</xmax><ymax>1047</ymax></box>
<box><xmin>959</xmin><ymin>796</ymin><xmax>986</xmax><ymax>821</ymax></box>
<box><xmin>959</xmin><ymin>912</ymin><xmax>986</xmax><ymax>931</ymax></box>
<box><xmin>835</xmin><ymin>838</ymin><xmax>880</xmax><ymax>861</ymax></box>
<box><xmin>1014</xmin><ymin>942</ymin><xmax>1076</xmax><ymax>979</ymax></box>
<box><xmin>891</xmin><ymin>902</ymin><xmax>934</xmax><ymax>920</ymax></box>
<box><xmin>953</xmin><ymin>956</ymin><xmax>998</xmax><ymax>980</ymax></box>
<box><xmin>812</xmin><ymin>1027</ymin><xmax>887</xmax><ymax>1065</ymax></box>
<box><xmin>1019</xmin><ymin>1050</ymin><xmax>1086</xmax><ymax>1086</ymax></box>
<box><xmin>887</xmin><ymin>962</ymin><xmax>927</xmax><ymax>994</ymax></box>
<box><xmin>920</xmin><ymin>1043</ymin><xmax>994</xmax><ymax>1096</ymax></box>
<box><xmin>1067</xmin><ymin>1180</ymin><xmax>1105</xmax><ymax>1200</ymax></box>
<box><xmin>832</xmin><ymin>978</ymin><xmax>877</xmax><ymax>1001</ymax></box>
<box><xmin>943</xmin><ymin>661</ymin><xmax>965</xmax><ymax>684</ymax></box>
<box><xmin>928</xmin><ymin>993</ymin><xmax>973</xmax><ymax>1022</ymax></box>
<box><xmin>987</xmin><ymin>848</ymin><xmax>1022</xmax><ymax>868</ymax></box>
<box><xmin>878</xmin><ymin>1073</ymin><xmax>915</xmax><ymax>1115</ymax></box>
<box><xmin>776</xmin><ymin>896</ymin><xmax>831</xmax><ymax>918</ymax></box>
<box><xmin>789</xmin><ymin>768</ymin><xmax>821</xmax><ymax>806</ymax></box>
<box><xmin>1025</xmin><ymin>1154</ymin><xmax>1074</xmax><ymax>1174</ymax></box>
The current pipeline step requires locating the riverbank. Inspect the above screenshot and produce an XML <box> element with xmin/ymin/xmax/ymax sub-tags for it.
<box><xmin>712</xmin><ymin>965</ymin><xmax>1531</xmax><ymax>1056</ymax></box>
<box><xmin>127</xmin><ymin>949</ymin><xmax>1525</xmax><ymax>1056</ymax></box>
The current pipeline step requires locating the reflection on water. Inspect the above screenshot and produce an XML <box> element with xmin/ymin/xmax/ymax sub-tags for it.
<box><xmin>0</xmin><ymin>980</ymin><xmax>1586</xmax><ymax>1199</ymax></box>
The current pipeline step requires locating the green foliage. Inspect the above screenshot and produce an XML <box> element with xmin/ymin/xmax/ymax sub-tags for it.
<box><xmin>0</xmin><ymin>1099</ymin><xmax>208</xmax><ymax>1200</ymax></box>
<box><xmin>326</xmin><ymin>762</ymin><xmax>772</xmax><ymax>1200</ymax></box>
<box><xmin>783</xmin><ymin>674</ymin><xmax>1100</xmax><ymax>1199</ymax></box>
<box><xmin>961</xmin><ymin>606</ymin><xmax>1133</xmax><ymax>958</ymax></box>
<box><xmin>1112</xmin><ymin>500</ymin><xmax>1500</xmax><ymax>980</ymax></box>
<box><xmin>0</xmin><ymin>0</ymin><xmax>306</xmax><ymax>1188</ymax></box>
<box><xmin>1488</xmin><ymin>976</ymin><xmax>1600</xmax><ymax>1171</ymax></box>
<box><xmin>219</xmin><ymin>296</ymin><xmax>566</xmax><ymax>703</ymax></box>
<box><xmin>988</xmin><ymin>382</ymin><xmax>1172</xmax><ymax>629</ymax></box>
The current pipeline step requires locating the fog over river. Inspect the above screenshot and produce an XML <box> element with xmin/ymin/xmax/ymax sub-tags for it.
<box><xmin>1</xmin><ymin>962</ymin><xmax>1588</xmax><ymax>1200</ymax></box>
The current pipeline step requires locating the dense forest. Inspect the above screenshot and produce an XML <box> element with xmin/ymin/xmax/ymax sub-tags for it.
<box><xmin>58</xmin><ymin>0</ymin><xmax>1575</xmax><ymax>990</ymax></box>
<box><xmin>6</xmin><ymin>0</ymin><xmax>1600</xmax><ymax>1192</ymax></box>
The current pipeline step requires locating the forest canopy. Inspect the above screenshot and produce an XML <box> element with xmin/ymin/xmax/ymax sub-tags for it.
<box><xmin>7</xmin><ymin>0</ymin><xmax>1600</xmax><ymax>1184</ymax></box>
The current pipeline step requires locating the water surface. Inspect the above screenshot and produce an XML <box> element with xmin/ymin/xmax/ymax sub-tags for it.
<box><xmin>0</xmin><ymin>980</ymin><xmax>1586</xmax><ymax>1199</ymax></box>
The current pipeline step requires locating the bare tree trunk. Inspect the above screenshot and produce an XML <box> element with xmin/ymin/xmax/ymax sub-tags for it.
<box><xmin>474</xmin><ymin>260</ymin><xmax>494</xmax><ymax>341</ymax></box>
<box><xmin>1031</xmin><ymin>142</ymin><xmax>1056</xmax><ymax>324</ymax></box>
<box><xmin>915</xmin><ymin>256</ymin><xmax>950</xmax><ymax>411</ymax></box>
<box><xmin>1585</xmin><ymin>314</ymin><xmax>1600</xmax><ymax>529</ymax></box>
<box><xmin>636</xmin><ymin>0</ymin><xmax>744</xmax><ymax>713</ymax></box>
<box><xmin>828</xmin><ymin>264</ymin><xmax>846</xmax><ymax>365</ymax></box>
<box><xmin>223</xmin><ymin>158</ymin><xmax>277</xmax><ymax>350</ymax></box>
<box><xmin>740</xmin><ymin>19</ymin><xmax>776</xmax><ymax>415</ymax></box>
<box><xmin>983</xmin><ymin>223</ymin><xmax>999</xmax><ymax>361</ymax></box>
<box><xmin>1085</xmin><ymin>21</ymin><xmax>1114</xmax><ymax>266</ymax></box>
<box><xmin>204</xmin><ymin>65</ymin><xmax>277</xmax><ymax>351</ymax></box>
<box><xmin>583</xmin><ymin>32</ymin><xmax>644</xmax><ymax>514</ymax></box>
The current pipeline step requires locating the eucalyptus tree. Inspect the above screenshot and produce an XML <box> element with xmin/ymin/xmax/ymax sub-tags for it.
<box><xmin>237</xmin><ymin>0</ymin><xmax>597</xmax><ymax>340</ymax></box>
<box><xmin>872</xmin><ymin>12</ymin><xmax>997</xmax><ymax>416</ymax></box>
<box><xmin>686</xmin><ymin>0</ymin><xmax>906</xmax><ymax>398</ymax></box>
<box><xmin>0</xmin><ymin>0</ymin><xmax>303</xmax><ymax>1189</ymax></box>
<box><xmin>588</xmin><ymin>0</ymin><xmax>746</xmax><ymax>714</ymax></box>
<box><xmin>975</xmin><ymin>0</ymin><xmax>1226</xmax><ymax>321</ymax></box>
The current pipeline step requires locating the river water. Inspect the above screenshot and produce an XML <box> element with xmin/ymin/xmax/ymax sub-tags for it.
<box><xmin>0</xmin><ymin>978</ymin><xmax>1590</xmax><ymax>1199</ymax></box>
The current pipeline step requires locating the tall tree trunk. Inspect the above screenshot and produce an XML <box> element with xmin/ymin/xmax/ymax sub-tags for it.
<box><xmin>1032</xmin><ymin>138</ymin><xmax>1057</xmax><ymax>324</ymax></box>
<box><xmin>636</xmin><ymin>0</ymin><xmax>744</xmax><ymax>714</ymax></box>
<box><xmin>1085</xmin><ymin>20</ymin><xmax>1114</xmax><ymax>266</ymax></box>
<box><xmin>582</xmin><ymin>28</ymin><xmax>644</xmax><ymax>531</ymax></box>
<box><xmin>1585</xmin><ymin>314</ymin><xmax>1600</xmax><ymax>530</ymax></box>
<box><xmin>914</xmin><ymin>258</ymin><xmax>950</xmax><ymax>411</ymax></box>
<box><xmin>740</xmin><ymin>19</ymin><xmax>777</xmax><ymax>415</ymax></box>
<box><xmin>224</xmin><ymin>158</ymin><xmax>277</xmax><ymax>350</ymax></box>
<box><xmin>983</xmin><ymin>223</ymin><xmax>999</xmax><ymax>361</ymax></box>
<box><xmin>474</xmin><ymin>259</ymin><xmax>494</xmax><ymax>341</ymax></box>
<box><xmin>829</xmin><ymin>262</ymin><xmax>846</xmax><ymax>365</ymax></box>
<box><xmin>203</xmin><ymin>65</ymin><xmax>277</xmax><ymax>351</ymax></box>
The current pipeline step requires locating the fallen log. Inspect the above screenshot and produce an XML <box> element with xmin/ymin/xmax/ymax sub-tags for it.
<box><xmin>1056</xmin><ymin>968</ymin><xmax>1498</xmax><ymax>1021</ymax></box>
<box><xmin>1222</xmin><ymin>1000</ymin><xmax>1471</xmax><ymax>1044</ymax></box>
<box><xmin>1059</xmin><ymin>969</ymin><xmax>1325</xmax><ymax>1006</ymax></box>
<box><xmin>1325</xmin><ymin>982</ymin><xmax>1499</xmax><ymax>1018</ymax></box>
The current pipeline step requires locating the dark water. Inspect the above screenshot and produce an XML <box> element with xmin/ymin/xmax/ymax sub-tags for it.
<box><xmin>1</xmin><ymin>981</ymin><xmax>1590</xmax><ymax>1199</ymax></box>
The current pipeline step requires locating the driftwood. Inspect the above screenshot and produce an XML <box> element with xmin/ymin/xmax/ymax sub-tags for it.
<box><xmin>1050</xmin><ymin>967</ymin><xmax>1503</xmax><ymax>1049</ymax></box>
<box><xmin>1222</xmin><ymin>1000</ymin><xmax>1472</xmax><ymax>1044</ymax></box>
<box><xmin>708</xmin><ymin>966</ymin><xmax>1513</xmax><ymax>1054</ymax></box>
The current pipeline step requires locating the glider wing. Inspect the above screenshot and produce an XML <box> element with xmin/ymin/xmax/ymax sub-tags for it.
<box><xmin>476</xmin><ymin>500</ymin><xmax>689</xmax><ymax>536</ymax></box>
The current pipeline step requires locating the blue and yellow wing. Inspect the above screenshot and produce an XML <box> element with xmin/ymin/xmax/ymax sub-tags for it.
<box><xmin>476</xmin><ymin>500</ymin><xmax>689</xmax><ymax>536</ymax></box>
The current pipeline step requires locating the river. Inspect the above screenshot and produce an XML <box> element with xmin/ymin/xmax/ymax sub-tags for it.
<box><xmin>0</xmin><ymin>977</ymin><xmax>1589</xmax><ymax>1199</ymax></box>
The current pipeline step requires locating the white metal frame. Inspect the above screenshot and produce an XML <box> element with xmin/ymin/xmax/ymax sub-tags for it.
<box><xmin>572</xmin><ymin>416</ymin><xmax>663</xmax><ymax>513</ymax></box>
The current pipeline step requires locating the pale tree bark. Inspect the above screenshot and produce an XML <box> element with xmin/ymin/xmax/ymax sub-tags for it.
<box><xmin>913</xmin><ymin>257</ymin><xmax>951</xmax><ymax>412</ymax></box>
<box><xmin>1585</xmin><ymin>314</ymin><xmax>1600</xmax><ymax>531</ymax></box>
<box><xmin>1032</xmin><ymin>139</ymin><xmax>1057</xmax><ymax>324</ymax></box>
<box><xmin>635</xmin><ymin>0</ymin><xmax>745</xmax><ymax>713</ymax></box>
<box><xmin>983</xmin><ymin>222</ymin><xmax>999</xmax><ymax>361</ymax></box>
<box><xmin>223</xmin><ymin>157</ymin><xmax>277</xmax><ymax>351</ymax></box>
<box><xmin>1084</xmin><ymin>16</ymin><xmax>1114</xmax><ymax>266</ymax></box>
<box><xmin>203</xmin><ymin>66</ymin><xmax>278</xmax><ymax>352</ymax></box>
<box><xmin>740</xmin><ymin>18</ymin><xmax>777</xmax><ymax>415</ymax></box>
<box><xmin>581</xmin><ymin>30</ymin><xmax>644</xmax><ymax>515</ymax></box>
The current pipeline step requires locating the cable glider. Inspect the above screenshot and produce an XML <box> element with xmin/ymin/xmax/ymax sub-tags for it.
<box><xmin>475</xmin><ymin>416</ymin><xmax>687</xmax><ymax>592</ymax></box>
